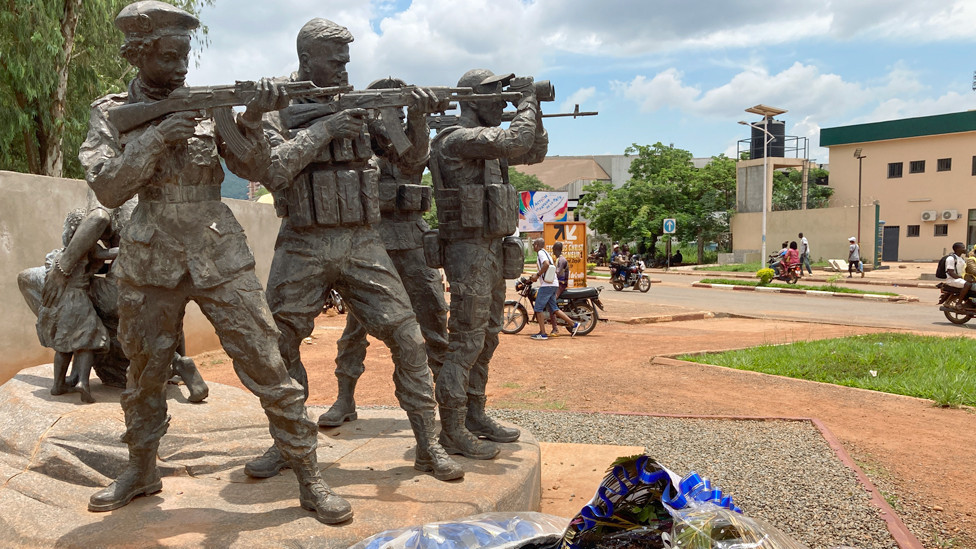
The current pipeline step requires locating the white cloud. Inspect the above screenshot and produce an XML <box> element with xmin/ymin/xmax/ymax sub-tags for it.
<box><xmin>559</xmin><ymin>87</ymin><xmax>596</xmax><ymax>113</ymax></box>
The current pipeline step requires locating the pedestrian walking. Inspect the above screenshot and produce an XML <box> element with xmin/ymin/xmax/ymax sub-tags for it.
<box><xmin>798</xmin><ymin>232</ymin><xmax>813</xmax><ymax>275</ymax></box>
<box><xmin>848</xmin><ymin>237</ymin><xmax>863</xmax><ymax>278</ymax></box>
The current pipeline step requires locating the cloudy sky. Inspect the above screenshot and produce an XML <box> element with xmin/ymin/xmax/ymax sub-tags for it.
<box><xmin>185</xmin><ymin>0</ymin><xmax>976</xmax><ymax>163</ymax></box>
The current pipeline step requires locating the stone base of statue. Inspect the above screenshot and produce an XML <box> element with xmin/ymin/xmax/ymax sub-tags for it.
<box><xmin>0</xmin><ymin>365</ymin><xmax>540</xmax><ymax>548</ymax></box>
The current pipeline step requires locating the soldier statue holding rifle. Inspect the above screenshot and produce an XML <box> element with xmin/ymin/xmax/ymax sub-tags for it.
<box><xmin>79</xmin><ymin>1</ymin><xmax>350</xmax><ymax>524</ymax></box>
<box><xmin>240</xmin><ymin>18</ymin><xmax>468</xmax><ymax>484</ymax></box>
<box><xmin>429</xmin><ymin>69</ymin><xmax>549</xmax><ymax>459</ymax></box>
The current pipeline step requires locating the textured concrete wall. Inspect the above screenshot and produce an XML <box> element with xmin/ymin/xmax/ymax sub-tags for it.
<box><xmin>0</xmin><ymin>170</ymin><xmax>280</xmax><ymax>384</ymax></box>
<box><xmin>731</xmin><ymin>204</ymin><xmax>877</xmax><ymax>264</ymax></box>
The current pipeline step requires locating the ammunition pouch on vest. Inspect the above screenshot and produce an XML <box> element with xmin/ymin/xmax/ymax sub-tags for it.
<box><xmin>501</xmin><ymin>235</ymin><xmax>525</xmax><ymax>279</ymax></box>
<box><xmin>272</xmin><ymin>167</ymin><xmax>380</xmax><ymax>228</ymax></box>
<box><xmin>422</xmin><ymin>230</ymin><xmax>442</xmax><ymax>269</ymax></box>
<box><xmin>379</xmin><ymin>180</ymin><xmax>431</xmax><ymax>214</ymax></box>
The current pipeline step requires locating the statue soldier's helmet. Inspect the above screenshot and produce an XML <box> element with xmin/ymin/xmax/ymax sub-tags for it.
<box><xmin>115</xmin><ymin>1</ymin><xmax>199</xmax><ymax>37</ymax></box>
<box><xmin>367</xmin><ymin>77</ymin><xmax>407</xmax><ymax>90</ymax></box>
<box><xmin>457</xmin><ymin>69</ymin><xmax>514</xmax><ymax>93</ymax></box>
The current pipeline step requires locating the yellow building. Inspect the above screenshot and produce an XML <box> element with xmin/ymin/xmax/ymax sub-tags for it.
<box><xmin>820</xmin><ymin>111</ymin><xmax>976</xmax><ymax>261</ymax></box>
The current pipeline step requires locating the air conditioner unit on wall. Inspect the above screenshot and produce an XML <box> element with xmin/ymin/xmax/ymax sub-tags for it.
<box><xmin>921</xmin><ymin>210</ymin><xmax>937</xmax><ymax>221</ymax></box>
<box><xmin>942</xmin><ymin>209</ymin><xmax>960</xmax><ymax>221</ymax></box>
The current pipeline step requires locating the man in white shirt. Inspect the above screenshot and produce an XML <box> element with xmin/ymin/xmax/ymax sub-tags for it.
<box><xmin>798</xmin><ymin>232</ymin><xmax>813</xmax><ymax>275</ymax></box>
<box><xmin>944</xmin><ymin>242</ymin><xmax>969</xmax><ymax>290</ymax></box>
<box><xmin>529</xmin><ymin>238</ymin><xmax>579</xmax><ymax>340</ymax></box>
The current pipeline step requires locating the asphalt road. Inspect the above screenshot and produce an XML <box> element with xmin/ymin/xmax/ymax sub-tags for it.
<box><xmin>590</xmin><ymin>272</ymin><xmax>976</xmax><ymax>336</ymax></box>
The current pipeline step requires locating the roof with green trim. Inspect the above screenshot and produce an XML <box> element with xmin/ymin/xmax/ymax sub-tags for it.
<box><xmin>820</xmin><ymin>110</ymin><xmax>976</xmax><ymax>147</ymax></box>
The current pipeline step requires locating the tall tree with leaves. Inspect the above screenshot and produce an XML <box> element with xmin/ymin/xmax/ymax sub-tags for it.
<box><xmin>0</xmin><ymin>0</ymin><xmax>212</xmax><ymax>178</ymax></box>
<box><xmin>578</xmin><ymin>143</ymin><xmax>737</xmax><ymax>263</ymax></box>
<box><xmin>771</xmin><ymin>166</ymin><xmax>833</xmax><ymax>211</ymax></box>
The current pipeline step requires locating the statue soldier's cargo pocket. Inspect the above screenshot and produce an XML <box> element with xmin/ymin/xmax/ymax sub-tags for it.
<box><xmin>360</xmin><ymin>168</ymin><xmax>381</xmax><ymax>225</ymax></box>
<box><xmin>289</xmin><ymin>172</ymin><xmax>316</xmax><ymax>228</ymax></box>
<box><xmin>502</xmin><ymin>236</ymin><xmax>525</xmax><ymax>279</ymax></box>
<box><xmin>311</xmin><ymin>170</ymin><xmax>339</xmax><ymax>226</ymax></box>
<box><xmin>459</xmin><ymin>185</ymin><xmax>484</xmax><ymax>229</ymax></box>
<box><xmin>485</xmin><ymin>184</ymin><xmax>517</xmax><ymax>238</ymax></box>
<box><xmin>397</xmin><ymin>184</ymin><xmax>427</xmax><ymax>212</ymax></box>
<box><xmin>422</xmin><ymin>230</ymin><xmax>442</xmax><ymax>269</ymax></box>
<box><xmin>337</xmin><ymin>170</ymin><xmax>364</xmax><ymax>225</ymax></box>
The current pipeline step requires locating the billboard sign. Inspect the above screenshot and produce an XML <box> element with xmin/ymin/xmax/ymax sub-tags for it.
<box><xmin>543</xmin><ymin>221</ymin><xmax>588</xmax><ymax>288</ymax></box>
<box><xmin>519</xmin><ymin>191</ymin><xmax>568</xmax><ymax>232</ymax></box>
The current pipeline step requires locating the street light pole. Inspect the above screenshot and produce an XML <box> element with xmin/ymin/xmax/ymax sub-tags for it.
<box><xmin>854</xmin><ymin>148</ymin><xmax>866</xmax><ymax>245</ymax></box>
<box><xmin>739</xmin><ymin>120</ymin><xmax>775</xmax><ymax>261</ymax></box>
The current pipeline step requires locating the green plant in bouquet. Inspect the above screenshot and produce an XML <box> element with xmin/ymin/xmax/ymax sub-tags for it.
<box><xmin>756</xmin><ymin>268</ymin><xmax>775</xmax><ymax>285</ymax></box>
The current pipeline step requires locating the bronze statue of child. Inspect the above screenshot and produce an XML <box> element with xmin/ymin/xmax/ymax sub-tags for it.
<box><xmin>36</xmin><ymin>209</ymin><xmax>118</xmax><ymax>403</ymax></box>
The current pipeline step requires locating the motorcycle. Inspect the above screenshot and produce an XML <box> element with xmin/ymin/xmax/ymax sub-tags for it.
<box><xmin>323</xmin><ymin>289</ymin><xmax>346</xmax><ymax>315</ymax></box>
<box><xmin>501</xmin><ymin>277</ymin><xmax>604</xmax><ymax>336</ymax></box>
<box><xmin>611</xmin><ymin>258</ymin><xmax>651</xmax><ymax>292</ymax></box>
<box><xmin>767</xmin><ymin>254</ymin><xmax>801</xmax><ymax>284</ymax></box>
<box><xmin>937</xmin><ymin>283</ymin><xmax>976</xmax><ymax>324</ymax></box>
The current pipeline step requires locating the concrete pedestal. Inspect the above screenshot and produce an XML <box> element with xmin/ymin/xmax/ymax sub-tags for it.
<box><xmin>0</xmin><ymin>365</ymin><xmax>541</xmax><ymax>548</ymax></box>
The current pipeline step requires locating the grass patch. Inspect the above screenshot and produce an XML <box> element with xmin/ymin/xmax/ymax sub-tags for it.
<box><xmin>677</xmin><ymin>333</ymin><xmax>976</xmax><ymax>407</ymax></box>
<box><xmin>500</xmin><ymin>381</ymin><xmax>521</xmax><ymax>389</ymax></box>
<box><xmin>698</xmin><ymin>278</ymin><xmax>899</xmax><ymax>296</ymax></box>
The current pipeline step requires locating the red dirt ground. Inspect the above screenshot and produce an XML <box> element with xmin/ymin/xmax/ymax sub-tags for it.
<box><xmin>196</xmin><ymin>312</ymin><xmax>976</xmax><ymax>548</ymax></box>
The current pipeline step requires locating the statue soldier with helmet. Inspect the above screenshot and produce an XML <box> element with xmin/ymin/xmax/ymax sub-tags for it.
<box><xmin>319</xmin><ymin>77</ymin><xmax>451</xmax><ymax>438</ymax></box>
<box><xmin>79</xmin><ymin>1</ymin><xmax>351</xmax><ymax>524</ymax></box>
<box><xmin>240</xmin><ymin>19</ymin><xmax>464</xmax><ymax>484</ymax></box>
<box><xmin>428</xmin><ymin>69</ymin><xmax>548</xmax><ymax>459</ymax></box>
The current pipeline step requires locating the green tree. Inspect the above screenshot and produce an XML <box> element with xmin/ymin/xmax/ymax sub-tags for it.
<box><xmin>508</xmin><ymin>167</ymin><xmax>551</xmax><ymax>192</ymax></box>
<box><xmin>577</xmin><ymin>143</ymin><xmax>737</xmax><ymax>263</ymax></box>
<box><xmin>771</xmin><ymin>166</ymin><xmax>833</xmax><ymax>210</ymax></box>
<box><xmin>0</xmin><ymin>0</ymin><xmax>212</xmax><ymax>179</ymax></box>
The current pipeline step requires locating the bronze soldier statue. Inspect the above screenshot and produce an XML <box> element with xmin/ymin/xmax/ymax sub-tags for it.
<box><xmin>429</xmin><ymin>69</ymin><xmax>548</xmax><ymax>459</ymax></box>
<box><xmin>78</xmin><ymin>1</ymin><xmax>351</xmax><ymax>524</ymax></box>
<box><xmin>240</xmin><ymin>18</ymin><xmax>462</xmax><ymax>482</ymax></box>
<box><xmin>319</xmin><ymin>77</ymin><xmax>449</xmax><ymax>432</ymax></box>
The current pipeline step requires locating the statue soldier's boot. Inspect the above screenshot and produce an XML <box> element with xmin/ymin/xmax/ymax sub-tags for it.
<box><xmin>88</xmin><ymin>447</ymin><xmax>162</xmax><ymax>512</ymax></box>
<box><xmin>438</xmin><ymin>406</ymin><xmax>499</xmax><ymax>460</ymax></box>
<box><xmin>172</xmin><ymin>354</ymin><xmax>209</xmax><ymax>403</ymax></box>
<box><xmin>317</xmin><ymin>376</ymin><xmax>358</xmax><ymax>427</ymax></box>
<box><xmin>465</xmin><ymin>395</ymin><xmax>520</xmax><ymax>443</ymax></box>
<box><xmin>244</xmin><ymin>444</ymin><xmax>289</xmax><ymax>479</ymax></box>
<box><xmin>407</xmin><ymin>410</ymin><xmax>464</xmax><ymax>481</ymax></box>
<box><xmin>292</xmin><ymin>452</ymin><xmax>353</xmax><ymax>524</ymax></box>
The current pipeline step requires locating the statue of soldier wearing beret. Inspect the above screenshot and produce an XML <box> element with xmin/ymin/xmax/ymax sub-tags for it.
<box><xmin>79</xmin><ymin>1</ymin><xmax>351</xmax><ymax>524</ymax></box>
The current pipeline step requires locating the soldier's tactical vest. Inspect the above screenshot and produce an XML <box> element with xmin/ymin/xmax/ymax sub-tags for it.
<box><xmin>272</xmin><ymin>127</ymin><xmax>381</xmax><ymax>229</ymax></box>
<box><xmin>429</xmin><ymin>127</ymin><xmax>518</xmax><ymax>240</ymax></box>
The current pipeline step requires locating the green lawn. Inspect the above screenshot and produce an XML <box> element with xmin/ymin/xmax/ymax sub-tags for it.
<box><xmin>677</xmin><ymin>333</ymin><xmax>976</xmax><ymax>407</ymax></box>
<box><xmin>698</xmin><ymin>278</ymin><xmax>899</xmax><ymax>296</ymax></box>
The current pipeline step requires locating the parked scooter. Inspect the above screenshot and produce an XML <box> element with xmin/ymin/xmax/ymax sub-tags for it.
<box><xmin>937</xmin><ymin>283</ymin><xmax>976</xmax><ymax>324</ymax></box>
<box><xmin>611</xmin><ymin>256</ymin><xmax>651</xmax><ymax>292</ymax></box>
<box><xmin>501</xmin><ymin>277</ymin><xmax>604</xmax><ymax>336</ymax></box>
<box><xmin>323</xmin><ymin>289</ymin><xmax>345</xmax><ymax>314</ymax></box>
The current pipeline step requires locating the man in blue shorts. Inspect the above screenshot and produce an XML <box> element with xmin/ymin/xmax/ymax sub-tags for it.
<box><xmin>528</xmin><ymin>238</ymin><xmax>579</xmax><ymax>340</ymax></box>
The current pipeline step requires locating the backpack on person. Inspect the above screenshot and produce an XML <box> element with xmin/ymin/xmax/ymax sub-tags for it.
<box><xmin>935</xmin><ymin>254</ymin><xmax>951</xmax><ymax>279</ymax></box>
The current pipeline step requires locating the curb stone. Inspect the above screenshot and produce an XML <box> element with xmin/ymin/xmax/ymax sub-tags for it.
<box><xmin>691</xmin><ymin>282</ymin><xmax>918</xmax><ymax>303</ymax></box>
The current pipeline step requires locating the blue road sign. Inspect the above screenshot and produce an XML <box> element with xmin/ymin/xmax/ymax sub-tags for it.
<box><xmin>663</xmin><ymin>218</ymin><xmax>676</xmax><ymax>234</ymax></box>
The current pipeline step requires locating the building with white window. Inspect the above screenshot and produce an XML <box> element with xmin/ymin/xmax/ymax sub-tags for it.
<box><xmin>820</xmin><ymin>110</ymin><xmax>976</xmax><ymax>261</ymax></box>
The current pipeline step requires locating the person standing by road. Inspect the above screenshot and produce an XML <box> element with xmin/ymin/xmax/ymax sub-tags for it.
<box><xmin>798</xmin><ymin>232</ymin><xmax>813</xmax><ymax>275</ymax></box>
<box><xmin>548</xmin><ymin>241</ymin><xmax>570</xmax><ymax>335</ymax></box>
<box><xmin>848</xmin><ymin>237</ymin><xmax>862</xmax><ymax>278</ymax></box>
<box><xmin>529</xmin><ymin>238</ymin><xmax>579</xmax><ymax>340</ymax></box>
